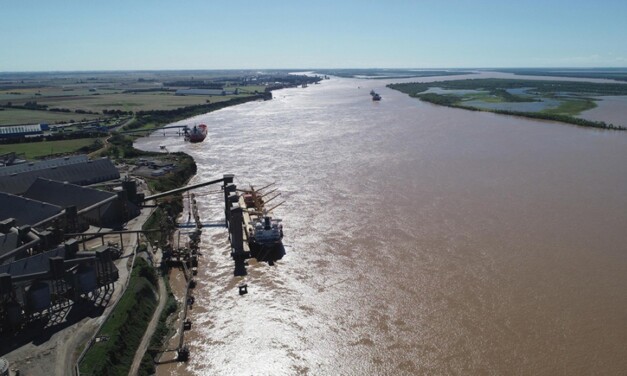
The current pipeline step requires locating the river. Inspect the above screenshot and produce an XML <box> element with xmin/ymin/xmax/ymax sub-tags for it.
<box><xmin>135</xmin><ymin>74</ymin><xmax>627</xmax><ymax>375</ymax></box>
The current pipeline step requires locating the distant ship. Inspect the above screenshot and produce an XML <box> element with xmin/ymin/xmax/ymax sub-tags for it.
<box><xmin>185</xmin><ymin>124</ymin><xmax>207</xmax><ymax>143</ymax></box>
<box><xmin>370</xmin><ymin>90</ymin><xmax>381</xmax><ymax>101</ymax></box>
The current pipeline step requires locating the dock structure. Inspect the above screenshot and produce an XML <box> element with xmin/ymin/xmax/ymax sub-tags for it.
<box><xmin>152</xmin><ymin>174</ymin><xmax>285</xmax><ymax>362</ymax></box>
<box><xmin>155</xmin><ymin>177</ymin><xmax>233</xmax><ymax>362</ymax></box>
<box><xmin>175</xmin><ymin>259</ymin><xmax>194</xmax><ymax>361</ymax></box>
<box><xmin>224</xmin><ymin>180</ymin><xmax>285</xmax><ymax>277</ymax></box>
<box><xmin>223</xmin><ymin>181</ymin><xmax>249</xmax><ymax>276</ymax></box>
<box><xmin>172</xmin><ymin>193</ymin><xmax>202</xmax><ymax>360</ymax></box>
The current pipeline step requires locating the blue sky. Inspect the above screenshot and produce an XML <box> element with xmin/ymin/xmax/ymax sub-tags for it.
<box><xmin>1</xmin><ymin>0</ymin><xmax>626</xmax><ymax>71</ymax></box>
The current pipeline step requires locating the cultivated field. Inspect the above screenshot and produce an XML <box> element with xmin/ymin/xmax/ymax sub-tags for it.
<box><xmin>0</xmin><ymin>108</ymin><xmax>100</xmax><ymax>125</ymax></box>
<box><xmin>34</xmin><ymin>92</ymin><xmax>245</xmax><ymax>112</ymax></box>
<box><xmin>0</xmin><ymin>70</ymin><xmax>271</xmax><ymax>127</ymax></box>
<box><xmin>0</xmin><ymin>138</ymin><xmax>102</xmax><ymax>159</ymax></box>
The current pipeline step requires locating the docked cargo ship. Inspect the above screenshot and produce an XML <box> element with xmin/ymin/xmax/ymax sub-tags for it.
<box><xmin>185</xmin><ymin>124</ymin><xmax>208</xmax><ymax>143</ymax></box>
<box><xmin>248</xmin><ymin>213</ymin><xmax>285</xmax><ymax>265</ymax></box>
<box><xmin>238</xmin><ymin>183</ymin><xmax>286</xmax><ymax>265</ymax></box>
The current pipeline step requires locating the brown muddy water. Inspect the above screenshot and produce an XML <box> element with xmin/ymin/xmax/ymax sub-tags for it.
<box><xmin>135</xmin><ymin>74</ymin><xmax>627</xmax><ymax>375</ymax></box>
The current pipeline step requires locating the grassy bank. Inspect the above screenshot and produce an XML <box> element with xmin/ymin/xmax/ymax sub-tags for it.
<box><xmin>79</xmin><ymin>257</ymin><xmax>158</xmax><ymax>376</ymax></box>
<box><xmin>138</xmin><ymin>273</ymin><xmax>178</xmax><ymax>376</ymax></box>
<box><xmin>142</xmin><ymin>197</ymin><xmax>184</xmax><ymax>249</ymax></box>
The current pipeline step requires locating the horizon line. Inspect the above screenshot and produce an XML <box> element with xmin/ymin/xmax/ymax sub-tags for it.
<box><xmin>2</xmin><ymin>67</ymin><xmax>627</xmax><ymax>74</ymax></box>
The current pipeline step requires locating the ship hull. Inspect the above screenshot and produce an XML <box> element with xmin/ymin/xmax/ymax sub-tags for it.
<box><xmin>248</xmin><ymin>240</ymin><xmax>285</xmax><ymax>263</ymax></box>
<box><xmin>186</xmin><ymin>124</ymin><xmax>208</xmax><ymax>143</ymax></box>
<box><xmin>188</xmin><ymin>134</ymin><xmax>206</xmax><ymax>143</ymax></box>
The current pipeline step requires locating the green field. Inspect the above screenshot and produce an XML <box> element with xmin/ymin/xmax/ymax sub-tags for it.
<box><xmin>541</xmin><ymin>99</ymin><xmax>597</xmax><ymax>116</ymax></box>
<box><xmin>0</xmin><ymin>87</ymin><xmax>123</xmax><ymax>102</ymax></box>
<box><xmin>7</xmin><ymin>92</ymin><xmax>250</xmax><ymax>113</ymax></box>
<box><xmin>0</xmin><ymin>108</ymin><xmax>101</xmax><ymax>125</ymax></box>
<box><xmin>0</xmin><ymin>138</ymin><xmax>102</xmax><ymax>159</ymax></box>
<box><xmin>0</xmin><ymin>92</ymin><xmax>252</xmax><ymax>126</ymax></box>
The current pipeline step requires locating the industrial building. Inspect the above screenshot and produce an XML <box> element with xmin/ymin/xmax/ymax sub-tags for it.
<box><xmin>0</xmin><ymin>192</ymin><xmax>63</xmax><ymax>227</ymax></box>
<box><xmin>24</xmin><ymin>178</ymin><xmax>139</xmax><ymax>229</ymax></box>
<box><xmin>0</xmin><ymin>155</ymin><xmax>144</xmax><ymax>334</ymax></box>
<box><xmin>0</xmin><ymin>156</ymin><xmax>119</xmax><ymax>195</ymax></box>
<box><xmin>0</xmin><ymin>155</ymin><xmax>88</xmax><ymax>177</ymax></box>
<box><xmin>0</xmin><ymin>240</ymin><xmax>119</xmax><ymax>333</ymax></box>
<box><xmin>0</xmin><ymin>123</ymin><xmax>49</xmax><ymax>139</ymax></box>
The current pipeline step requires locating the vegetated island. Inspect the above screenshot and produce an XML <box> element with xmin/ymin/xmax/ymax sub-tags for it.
<box><xmin>388</xmin><ymin>78</ymin><xmax>627</xmax><ymax>130</ymax></box>
<box><xmin>315</xmin><ymin>68</ymin><xmax>472</xmax><ymax>79</ymax></box>
<box><xmin>489</xmin><ymin>68</ymin><xmax>627</xmax><ymax>82</ymax></box>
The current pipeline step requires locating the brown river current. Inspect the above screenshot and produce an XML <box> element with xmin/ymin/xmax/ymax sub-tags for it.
<box><xmin>135</xmin><ymin>73</ymin><xmax>627</xmax><ymax>375</ymax></box>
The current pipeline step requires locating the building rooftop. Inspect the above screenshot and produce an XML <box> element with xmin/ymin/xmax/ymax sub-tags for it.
<box><xmin>0</xmin><ymin>231</ymin><xmax>20</xmax><ymax>261</ymax></box>
<box><xmin>24</xmin><ymin>178</ymin><xmax>115</xmax><ymax>211</ymax></box>
<box><xmin>0</xmin><ymin>246</ymin><xmax>65</xmax><ymax>278</ymax></box>
<box><xmin>0</xmin><ymin>191</ymin><xmax>63</xmax><ymax>226</ymax></box>
<box><xmin>0</xmin><ymin>155</ymin><xmax>88</xmax><ymax>177</ymax></box>
<box><xmin>0</xmin><ymin>157</ymin><xmax>119</xmax><ymax>195</ymax></box>
<box><xmin>0</xmin><ymin>124</ymin><xmax>43</xmax><ymax>137</ymax></box>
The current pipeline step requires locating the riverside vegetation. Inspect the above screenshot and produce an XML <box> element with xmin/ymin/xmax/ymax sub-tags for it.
<box><xmin>388</xmin><ymin>79</ymin><xmax>627</xmax><ymax>130</ymax></box>
<box><xmin>79</xmin><ymin>257</ymin><xmax>158</xmax><ymax>376</ymax></box>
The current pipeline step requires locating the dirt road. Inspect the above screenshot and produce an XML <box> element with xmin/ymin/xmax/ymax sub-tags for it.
<box><xmin>128</xmin><ymin>276</ymin><xmax>167</xmax><ymax>376</ymax></box>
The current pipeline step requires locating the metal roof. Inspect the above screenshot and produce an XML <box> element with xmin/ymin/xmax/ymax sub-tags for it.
<box><xmin>0</xmin><ymin>124</ymin><xmax>42</xmax><ymax>135</ymax></box>
<box><xmin>0</xmin><ymin>155</ymin><xmax>89</xmax><ymax>177</ymax></box>
<box><xmin>0</xmin><ymin>191</ymin><xmax>63</xmax><ymax>226</ymax></box>
<box><xmin>0</xmin><ymin>158</ymin><xmax>120</xmax><ymax>195</ymax></box>
<box><xmin>0</xmin><ymin>231</ymin><xmax>19</xmax><ymax>259</ymax></box>
<box><xmin>23</xmin><ymin>178</ymin><xmax>115</xmax><ymax>211</ymax></box>
<box><xmin>0</xmin><ymin>246</ymin><xmax>65</xmax><ymax>278</ymax></box>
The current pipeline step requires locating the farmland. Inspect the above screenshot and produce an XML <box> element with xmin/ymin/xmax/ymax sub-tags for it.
<box><xmin>0</xmin><ymin>137</ymin><xmax>102</xmax><ymax>159</ymax></box>
<box><xmin>0</xmin><ymin>70</ymin><xmax>310</xmax><ymax>127</ymax></box>
<box><xmin>0</xmin><ymin>70</ymin><xmax>320</xmax><ymax>158</ymax></box>
<box><xmin>0</xmin><ymin>107</ymin><xmax>100</xmax><ymax>125</ymax></box>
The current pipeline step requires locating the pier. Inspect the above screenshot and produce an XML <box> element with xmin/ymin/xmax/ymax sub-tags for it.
<box><xmin>155</xmin><ymin>175</ymin><xmax>235</xmax><ymax>362</ymax></box>
<box><xmin>154</xmin><ymin>174</ymin><xmax>285</xmax><ymax>363</ymax></box>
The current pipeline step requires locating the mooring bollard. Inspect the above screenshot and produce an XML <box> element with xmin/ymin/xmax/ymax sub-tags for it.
<box><xmin>238</xmin><ymin>284</ymin><xmax>248</xmax><ymax>295</ymax></box>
